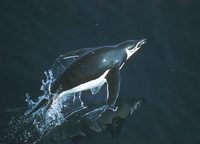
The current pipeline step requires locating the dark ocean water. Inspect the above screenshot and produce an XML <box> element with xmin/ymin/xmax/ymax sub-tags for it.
<box><xmin>0</xmin><ymin>0</ymin><xmax>200</xmax><ymax>144</ymax></box>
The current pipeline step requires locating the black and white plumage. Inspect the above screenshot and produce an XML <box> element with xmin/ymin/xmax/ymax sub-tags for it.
<box><xmin>51</xmin><ymin>39</ymin><xmax>146</xmax><ymax>106</ymax></box>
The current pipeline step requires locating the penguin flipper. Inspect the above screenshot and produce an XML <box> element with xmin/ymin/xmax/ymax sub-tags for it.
<box><xmin>52</xmin><ymin>48</ymin><xmax>93</xmax><ymax>78</ymax></box>
<box><xmin>59</xmin><ymin>48</ymin><xmax>92</xmax><ymax>59</ymax></box>
<box><xmin>106</xmin><ymin>67</ymin><xmax>120</xmax><ymax>106</ymax></box>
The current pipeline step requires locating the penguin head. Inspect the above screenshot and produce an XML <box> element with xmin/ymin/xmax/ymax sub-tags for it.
<box><xmin>118</xmin><ymin>39</ymin><xmax>146</xmax><ymax>60</ymax></box>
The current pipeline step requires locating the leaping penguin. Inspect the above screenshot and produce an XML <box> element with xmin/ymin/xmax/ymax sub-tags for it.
<box><xmin>27</xmin><ymin>39</ymin><xmax>146</xmax><ymax>115</ymax></box>
<box><xmin>51</xmin><ymin>39</ymin><xmax>146</xmax><ymax>106</ymax></box>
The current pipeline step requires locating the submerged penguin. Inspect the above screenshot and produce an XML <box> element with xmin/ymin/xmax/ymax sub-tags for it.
<box><xmin>38</xmin><ymin>98</ymin><xmax>145</xmax><ymax>144</ymax></box>
<box><xmin>87</xmin><ymin>98</ymin><xmax>145</xmax><ymax>138</ymax></box>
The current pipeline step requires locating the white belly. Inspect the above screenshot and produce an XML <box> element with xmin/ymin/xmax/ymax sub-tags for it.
<box><xmin>56</xmin><ymin>69</ymin><xmax>110</xmax><ymax>99</ymax></box>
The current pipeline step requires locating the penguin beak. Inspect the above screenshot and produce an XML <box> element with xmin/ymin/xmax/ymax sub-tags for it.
<box><xmin>126</xmin><ymin>39</ymin><xmax>146</xmax><ymax>59</ymax></box>
<box><xmin>128</xmin><ymin>39</ymin><xmax>146</xmax><ymax>52</ymax></box>
<box><xmin>137</xmin><ymin>39</ymin><xmax>146</xmax><ymax>48</ymax></box>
